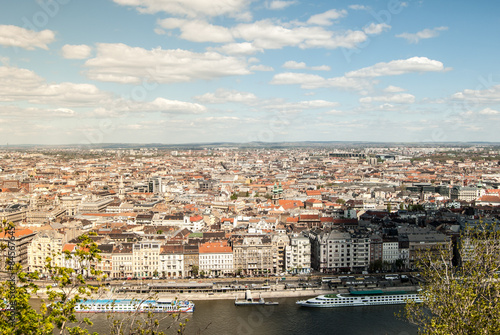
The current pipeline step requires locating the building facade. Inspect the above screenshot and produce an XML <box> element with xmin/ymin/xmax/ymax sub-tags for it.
<box><xmin>285</xmin><ymin>235</ymin><xmax>311</xmax><ymax>274</ymax></box>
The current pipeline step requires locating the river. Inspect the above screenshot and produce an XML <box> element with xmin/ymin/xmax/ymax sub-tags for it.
<box><xmin>75</xmin><ymin>297</ymin><xmax>418</xmax><ymax>335</ymax></box>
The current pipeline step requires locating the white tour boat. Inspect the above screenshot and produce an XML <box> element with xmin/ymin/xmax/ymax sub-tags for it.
<box><xmin>296</xmin><ymin>289</ymin><xmax>422</xmax><ymax>308</ymax></box>
<box><xmin>74</xmin><ymin>298</ymin><xmax>194</xmax><ymax>313</ymax></box>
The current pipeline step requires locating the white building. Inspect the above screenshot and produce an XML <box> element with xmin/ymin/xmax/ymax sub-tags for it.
<box><xmin>132</xmin><ymin>241</ymin><xmax>160</xmax><ymax>278</ymax></box>
<box><xmin>28</xmin><ymin>230</ymin><xmax>65</xmax><ymax>275</ymax></box>
<box><xmin>382</xmin><ymin>238</ymin><xmax>400</xmax><ymax>264</ymax></box>
<box><xmin>199</xmin><ymin>241</ymin><xmax>233</xmax><ymax>277</ymax></box>
<box><xmin>160</xmin><ymin>245</ymin><xmax>184</xmax><ymax>278</ymax></box>
<box><xmin>286</xmin><ymin>236</ymin><xmax>311</xmax><ymax>274</ymax></box>
<box><xmin>111</xmin><ymin>243</ymin><xmax>133</xmax><ymax>278</ymax></box>
<box><xmin>183</xmin><ymin>215</ymin><xmax>206</xmax><ymax>232</ymax></box>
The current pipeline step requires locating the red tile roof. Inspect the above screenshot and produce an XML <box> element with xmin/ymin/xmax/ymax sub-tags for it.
<box><xmin>199</xmin><ymin>241</ymin><xmax>232</xmax><ymax>253</ymax></box>
<box><xmin>0</xmin><ymin>228</ymin><xmax>34</xmax><ymax>238</ymax></box>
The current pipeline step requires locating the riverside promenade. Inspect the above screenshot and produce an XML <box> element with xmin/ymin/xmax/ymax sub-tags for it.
<box><xmin>107</xmin><ymin>279</ymin><xmax>421</xmax><ymax>302</ymax></box>
<box><xmin>112</xmin><ymin>286</ymin><xmax>334</xmax><ymax>301</ymax></box>
<box><xmin>33</xmin><ymin>274</ymin><xmax>421</xmax><ymax>301</ymax></box>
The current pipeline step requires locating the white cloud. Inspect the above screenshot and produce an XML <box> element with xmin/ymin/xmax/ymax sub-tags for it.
<box><xmin>114</xmin><ymin>97</ymin><xmax>206</xmax><ymax>114</ymax></box>
<box><xmin>158</xmin><ymin>18</ymin><xmax>233</xmax><ymax>43</ymax></box>
<box><xmin>250</xmin><ymin>64</ymin><xmax>274</xmax><ymax>71</ymax></box>
<box><xmin>232</xmin><ymin>20</ymin><xmax>305</xmax><ymax>49</ymax></box>
<box><xmin>383</xmin><ymin>85</ymin><xmax>406</xmax><ymax>93</ymax></box>
<box><xmin>264</xmin><ymin>99</ymin><xmax>340</xmax><ymax>113</ymax></box>
<box><xmin>159</xmin><ymin>16</ymin><xmax>368</xmax><ymax>50</ymax></box>
<box><xmin>270</xmin><ymin>72</ymin><xmax>326</xmax><ymax>88</ymax></box>
<box><xmin>324</xmin><ymin>109</ymin><xmax>343</xmax><ymax>115</ymax></box>
<box><xmin>270</xmin><ymin>72</ymin><xmax>372</xmax><ymax>90</ymax></box>
<box><xmin>346</xmin><ymin>57</ymin><xmax>447</xmax><ymax>78</ymax></box>
<box><xmin>291</xmin><ymin>100</ymin><xmax>339</xmax><ymax>109</ymax></box>
<box><xmin>478</xmin><ymin>108</ymin><xmax>500</xmax><ymax>115</ymax></box>
<box><xmin>0</xmin><ymin>105</ymin><xmax>78</xmax><ymax>119</ymax></box>
<box><xmin>84</xmin><ymin>43</ymin><xmax>250</xmax><ymax>84</ymax></box>
<box><xmin>312</xmin><ymin>65</ymin><xmax>330</xmax><ymax>71</ymax></box>
<box><xmin>233</xmin><ymin>20</ymin><xmax>367</xmax><ymax>50</ymax></box>
<box><xmin>194</xmin><ymin>88</ymin><xmax>258</xmax><ymax>104</ymax></box>
<box><xmin>282</xmin><ymin>61</ymin><xmax>330</xmax><ymax>71</ymax></box>
<box><xmin>214</xmin><ymin>42</ymin><xmax>263</xmax><ymax>55</ymax></box>
<box><xmin>301</xmin><ymin>29</ymin><xmax>366</xmax><ymax>49</ymax></box>
<box><xmin>451</xmin><ymin>85</ymin><xmax>500</xmax><ymax>104</ymax></box>
<box><xmin>0</xmin><ymin>65</ymin><xmax>111</xmax><ymax>106</ymax></box>
<box><xmin>363</xmin><ymin>23</ymin><xmax>391</xmax><ymax>35</ymax></box>
<box><xmin>61</xmin><ymin>44</ymin><xmax>92</xmax><ymax>59</ymax></box>
<box><xmin>113</xmin><ymin>0</ymin><xmax>253</xmax><ymax>19</ymax></box>
<box><xmin>378</xmin><ymin>103</ymin><xmax>398</xmax><ymax>111</ymax></box>
<box><xmin>272</xmin><ymin>57</ymin><xmax>447</xmax><ymax>92</ymax></box>
<box><xmin>0</xmin><ymin>64</ymin><xmax>206</xmax><ymax>118</ymax></box>
<box><xmin>396</xmin><ymin>26</ymin><xmax>448</xmax><ymax>44</ymax></box>
<box><xmin>348</xmin><ymin>4</ymin><xmax>368</xmax><ymax>10</ymax></box>
<box><xmin>266</xmin><ymin>0</ymin><xmax>296</xmax><ymax>10</ymax></box>
<box><xmin>307</xmin><ymin>9</ymin><xmax>347</xmax><ymax>26</ymax></box>
<box><xmin>0</xmin><ymin>25</ymin><xmax>55</xmax><ymax>50</ymax></box>
<box><xmin>283</xmin><ymin>61</ymin><xmax>307</xmax><ymax>69</ymax></box>
<box><xmin>360</xmin><ymin>93</ymin><xmax>415</xmax><ymax>104</ymax></box>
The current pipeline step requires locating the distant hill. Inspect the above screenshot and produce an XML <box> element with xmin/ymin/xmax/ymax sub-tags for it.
<box><xmin>0</xmin><ymin>141</ymin><xmax>499</xmax><ymax>150</ymax></box>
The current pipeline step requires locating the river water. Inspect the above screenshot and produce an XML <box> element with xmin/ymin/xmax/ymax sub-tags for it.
<box><xmin>79</xmin><ymin>297</ymin><xmax>418</xmax><ymax>335</ymax></box>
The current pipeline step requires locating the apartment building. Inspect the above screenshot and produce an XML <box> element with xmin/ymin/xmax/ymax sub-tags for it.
<box><xmin>111</xmin><ymin>243</ymin><xmax>133</xmax><ymax>278</ymax></box>
<box><xmin>199</xmin><ymin>241</ymin><xmax>233</xmax><ymax>277</ymax></box>
<box><xmin>0</xmin><ymin>228</ymin><xmax>35</xmax><ymax>273</ymax></box>
<box><xmin>27</xmin><ymin>230</ymin><xmax>65</xmax><ymax>275</ymax></box>
<box><xmin>310</xmin><ymin>229</ymin><xmax>370</xmax><ymax>273</ymax></box>
<box><xmin>285</xmin><ymin>235</ymin><xmax>311</xmax><ymax>274</ymax></box>
<box><xmin>132</xmin><ymin>241</ymin><xmax>160</xmax><ymax>278</ymax></box>
<box><xmin>160</xmin><ymin>244</ymin><xmax>184</xmax><ymax>278</ymax></box>
<box><xmin>232</xmin><ymin>235</ymin><xmax>278</xmax><ymax>275</ymax></box>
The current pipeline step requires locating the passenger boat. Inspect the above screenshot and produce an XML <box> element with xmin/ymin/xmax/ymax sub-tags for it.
<box><xmin>235</xmin><ymin>290</ymin><xmax>279</xmax><ymax>306</ymax></box>
<box><xmin>296</xmin><ymin>289</ymin><xmax>422</xmax><ymax>308</ymax></box>
<box><xmin>74</xmin><ymin>298</ymin><xmax>194</xmax><ymax>313</ymax></box>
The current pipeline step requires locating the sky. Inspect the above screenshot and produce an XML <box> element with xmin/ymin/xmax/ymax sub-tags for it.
<box><xmin>0</xmin><ymin>0</ymin><xmax>499</xmax><ymax>145</ymax></box>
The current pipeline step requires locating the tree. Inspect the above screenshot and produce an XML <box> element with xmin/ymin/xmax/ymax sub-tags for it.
<box><xmin>0</xmin><ymin>221</ymin><xmax>191</xmax><ymax>335</ymax></box>
<box><xmin>0</xmin><ymin>228</ymin><xmax>102</xmax><ymax>335</ymax></box>
<box><xmin>404</xmin><ymin>221</ymin><xmax>500</xmax><ymax>334</ymax></box>
<box><xmin>369</xmin><ymin>260</ymin><xmax>383</xmax><ymax>273</ymax></box>
<box><xmin>394</xmin><ymin>258</ymin><xmax>405</xmax><ymax>271</ymax></box>
<box><xmin>230</xmin><ymin>193</ymin><xmax>238</xmax><ymax>200</ymax></box>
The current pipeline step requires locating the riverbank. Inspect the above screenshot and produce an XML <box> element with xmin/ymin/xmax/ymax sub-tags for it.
<box><xmin>104</xmin><ymin>284</ymin><xmax>421</xmax><ymax>301</ymax></box>
<box><xmin>114</xmin><ymin>288</ymin><xmax>333</xmax><ymax>301</ymax></box>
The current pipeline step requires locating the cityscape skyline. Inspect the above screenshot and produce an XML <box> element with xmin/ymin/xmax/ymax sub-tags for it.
<box><xmin>1</xmin><ymin>1</ymin><xmax>499</xmax><ymax>145</ymax></box>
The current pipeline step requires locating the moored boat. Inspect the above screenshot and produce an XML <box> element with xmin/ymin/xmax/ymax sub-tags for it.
<box><xmin>235</xmin><ymin>290</ymin><xmax>279</xmax><ymax>306</ymax></box>
<box><xmin>74</xmin><ymin>298</ymin><xmax>194</xmax><ymax>313</ymax></box>
<box><xmin>296</xmin><ymin>289</ymin><xmax>422</xmax><ymax>308</ymax></box>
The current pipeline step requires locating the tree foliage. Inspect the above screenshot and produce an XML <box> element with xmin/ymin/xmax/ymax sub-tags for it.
<box><xmin>0</xmin><ymin>230</ymin><xmax>102</xmax><ymax>335</ymax></box>
<box><xmin>0</xmin><ymin>221</ymin><xmax>192</xmax><ymax>335</ymax></box>
<box><xmin>404</xmin><ymin>221</ymin><xmax>500</xmax><ymax>334</ymax></box>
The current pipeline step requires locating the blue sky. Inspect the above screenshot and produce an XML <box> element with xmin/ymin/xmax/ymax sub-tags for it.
<box><xmin>0</xmin><ymin>0</ymin><xmax>499</xmax><ymax>145</ymax></box>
